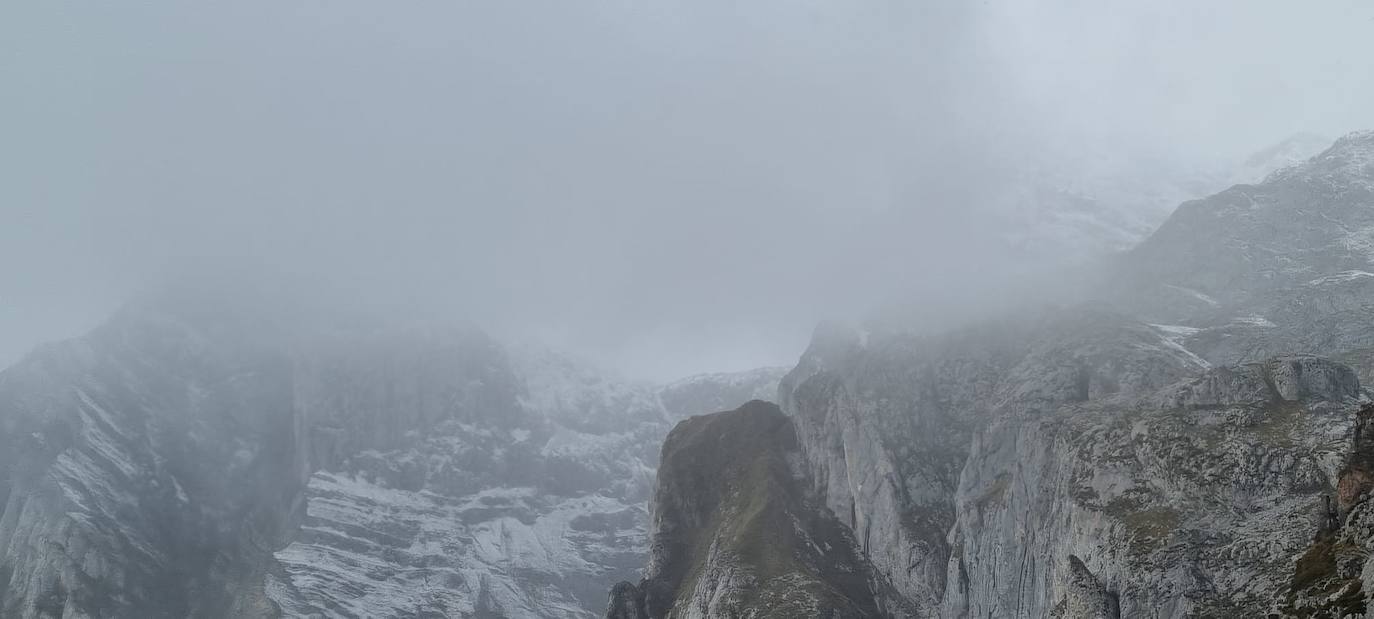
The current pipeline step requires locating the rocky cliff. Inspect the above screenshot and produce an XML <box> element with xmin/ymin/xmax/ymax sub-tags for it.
<box><xmin>945</xmin><ymin>356</ymin><xmax>1361</xmax><ymax>617</ymax></box>
<box><xmin>777</xmin><ymin>306</ymin><xmax>1210</xmax><ymax>615</ymax></box>
<box><xmin>614</xmin><ymin>350</ymin><xmax>1367</xmax><ymax>618</ymax></box>
<box><xmin>605</xmin><ymin>401</ymin><xmax>889</xmax><ymax>619</ymax></box>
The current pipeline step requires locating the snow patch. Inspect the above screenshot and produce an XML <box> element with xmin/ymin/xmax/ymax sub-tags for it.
<box><xmin>1148</xmin><ymin>324</ymin><xmax>1211</xmax><ymax>369</ymax></box>
<box><xmin>1232</xmin><ymin>314</ymin><xmax>1277</xmax><ymax>328</ymax></box>
<box><xmin>1163</xmin><ymin>285</ymin><xmax>1220</xmax><ymax>307</ymax></box>
<box><xmin>1308</xmin><ymin>270</ymin><xmax>1374</xmax><ymax>286</ymax></box>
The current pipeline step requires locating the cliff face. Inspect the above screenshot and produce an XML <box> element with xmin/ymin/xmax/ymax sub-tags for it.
<box><xmin>1048</xmin><ymin>556</ymin><xmax>1118</xmax><ymax>619</ymax></box>
<box><xmin>606</xmin><ymin>401</ymin><xmax>888</xmax><ymax>619</ymax></box>
<box><xmin>946</xmin><ymin>357</ymin><xmax>1360</xmax><ymax>617</ymax></box>
<box><xmin>770</xmin><ymin>330</ymin><xmax>1368</xmax><ymax>617</ymax></box>
<box><xmin>777</xmin><ymin>307</ymin><xmax>1209</xmax><ymax>615</ymax></box>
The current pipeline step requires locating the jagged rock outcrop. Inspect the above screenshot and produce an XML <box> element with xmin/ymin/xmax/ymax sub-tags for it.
<box><xmin>1281</xmin><ymin>403</ymin><xmax>1374</xmax><ymax>618</ymax></box>
<box><xmin>606</xmin><ymin>401</ymin><xmax>888</xmax><ymax>619</ymax></box>
<box><xmin>1048</xmin><ymin>556</ymin><xmax>1119</xmax><ymax>619</ymax></box>
<box><xmin>1337</xmin><ymin>405</ymin><xmax>1374</xmax><ymax>516</ymax></box>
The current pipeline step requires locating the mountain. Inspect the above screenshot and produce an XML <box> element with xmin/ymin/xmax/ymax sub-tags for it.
<box><xmin>991</xmin><ymin>134</ymin><xmax>1331</xmax><ymax>262</ymax></box>
<box><xmin>605</xmin><ymin>131</ymin><xmax>1374</xmax><ymax>617</ymax></box>
<box><xmin>1105</xmin><ymin>130</ymin><xmax>1374</xmax><ymax>381</ymax></box>
<box><xmin>1115</xmin><ymin>130</ymin><xmax>1374</xmax><ymax>318</ymax></box>
<box><xmin>1231</xmin><ymin>132</ymin><xmax>1335</xmax><ymax>188</ymax></box>
<box><xmin>0</xmin><ymin>291</ymin><xmax>783</xmax><ymax>618</ymax></box>
<box><xmin>6</xmin><ymin>131</ymin><xmax>1372</xmax><ymax>618</ymax></box>
<box><xmin>0</xmin><ymin>296</ymin><xmax>307</xmax><ymax>618</ymax></box>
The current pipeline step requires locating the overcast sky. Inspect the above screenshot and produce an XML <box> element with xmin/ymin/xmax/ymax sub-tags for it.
<box><xmin>3</xmin><ymin>1</ymin><xmax>1374</xmax><ymax>379</ymax></box>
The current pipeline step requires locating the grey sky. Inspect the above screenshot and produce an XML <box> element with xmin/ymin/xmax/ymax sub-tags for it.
<box><xmin>3</xmin><ymin>1</ymin><xmax>1373</xmax><ymax>379</ymax></box>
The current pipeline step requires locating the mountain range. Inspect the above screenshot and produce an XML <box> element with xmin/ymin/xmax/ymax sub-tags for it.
<box><xmin>606</xmin><ymin>130</ymin><xmax>1374</xmax><ymax>618</ymax></box>
<box><xmin>3</xmin><ymin>131</ymin><xmax>1373</xmax><ymax>618</ymax></box>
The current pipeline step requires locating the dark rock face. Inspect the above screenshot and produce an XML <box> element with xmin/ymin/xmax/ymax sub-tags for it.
<box><xmin>605</xmin><ymin>581</ymin><xmax>649</xmax><ymax>619</ymax></box>
<box><xmin>1049</xmin><ymin>556</ymin><xmax>1119</xmax><ymax>619</ymax></box>
<box><xmin>1338</xmin><ymin>405</ymin><xmax>1374</xmax><ymax>515</ymax></box>
<box><xmin>1283</xmin><ymin>403</ymin><xmax>1374</xmax><ymax>617</ymax></box>
<box><xmin>607</xmin><ymin>401</ymin><xmax>888</xmax><ymax>619</ymax></box>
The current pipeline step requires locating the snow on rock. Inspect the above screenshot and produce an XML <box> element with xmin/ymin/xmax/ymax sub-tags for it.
<box><xmin>265</xmin><ymin>344</ymin><xmax>787</xmax><ymax>618</ymax></box>
<box><xmin>1309</xmin><ymin>270</ymin><xmax>1374</xmax><ymax>286</ymax></box>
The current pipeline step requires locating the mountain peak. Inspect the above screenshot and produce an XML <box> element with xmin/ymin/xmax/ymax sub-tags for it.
<box><xmin>1321</xmin><ymin>129</ymin><xmax>1374</xmax><ymax>162</ymax></box>
<box><xmin>1267</xmin><ymin>129</ymin><xmax>1374</xmax><ymax>186</ymax></box>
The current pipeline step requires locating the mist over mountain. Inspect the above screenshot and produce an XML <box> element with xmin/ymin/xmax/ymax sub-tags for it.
<box><xmin>5</xmin><ymin>133</ymin><xmax>1374</xmax><ymax>617</ymax></box>
<box><xmin>5</xmin><ymin>2</ymin><xmax>1374</xmax><ymax>619</ymax></box>
<box><xmin>4</xmin><ymin>1</ymin><xmax>1373</xmax><ymax>380</ymax></box>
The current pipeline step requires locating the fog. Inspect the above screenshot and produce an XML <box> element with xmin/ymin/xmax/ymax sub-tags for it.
<box><xmin>3</xmin><ymin>1</ymin><xmax>1373</xmax><ymax>379</ymax></box>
